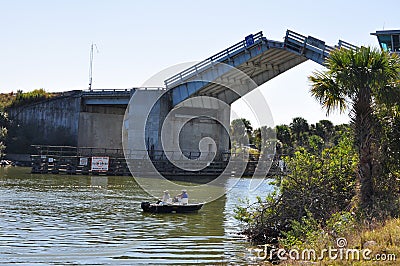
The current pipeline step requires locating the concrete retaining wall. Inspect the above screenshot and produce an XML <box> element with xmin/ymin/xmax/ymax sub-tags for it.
<box><xmin>8</xmin><ymin>92</ymin><xmax>82</xmax><ymax>147</ymax></box>
<box><xmin>7</xmin><ymin>89</ymin><xmax>230</xmax><ymax>157</ymax></box>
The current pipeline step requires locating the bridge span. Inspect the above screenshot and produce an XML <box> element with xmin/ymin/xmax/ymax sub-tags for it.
<box><xmin>165</xmin><ymin>30</ymin><xmax>357</xmax><ymax>106</ymax></box>
<box><xmin>124</xmin><ymin>30</ymin><xmax>357</xmax><ymax>163</ymax></box>
<box><xmin>16</xmin><ymin>29</ymin><xmax>357</xmax><ymax>178</ymax></box>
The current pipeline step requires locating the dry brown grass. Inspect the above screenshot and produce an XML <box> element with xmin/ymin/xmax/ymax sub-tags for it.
<box><xmin>258</xmin><ymin>219</ymin><xmax>400</xmax><ymax>265</ymax></box>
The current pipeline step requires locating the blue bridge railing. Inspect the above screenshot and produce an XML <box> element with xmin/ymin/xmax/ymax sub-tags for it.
<box><xmin>164</xmin><ymin>31</ymin><xmax>264</xmax><ymax>89</ymax></box>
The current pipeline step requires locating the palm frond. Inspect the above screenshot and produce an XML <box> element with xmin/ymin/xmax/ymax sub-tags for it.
<box><xmin>309</xmin><ymin>71</ymin><xmax>347</xmax><ymax>115</ymax></box>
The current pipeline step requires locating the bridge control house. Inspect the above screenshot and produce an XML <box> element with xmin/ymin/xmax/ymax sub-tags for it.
<box><xmin>371</xmin><ymin>29</ymin><xmax>400</xmax><ymax>54</ymax></box>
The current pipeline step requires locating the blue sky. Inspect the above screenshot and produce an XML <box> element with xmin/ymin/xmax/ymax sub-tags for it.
<box><xmin>0</xmin><ymin>0</ymin><xmax>398</xmax><ymax>125</ymax></box>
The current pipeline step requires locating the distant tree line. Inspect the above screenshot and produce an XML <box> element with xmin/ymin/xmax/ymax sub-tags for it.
<box><xmin>230</xmin><ymin>117</ymin><xmax>349</xmax><ymax>158</ymax></box>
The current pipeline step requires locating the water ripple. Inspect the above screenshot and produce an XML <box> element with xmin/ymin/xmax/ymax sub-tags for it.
<box><xmin>0</xmin><ymin>167</ymin><xmax>273</xmax><ymax>264</ymax></box>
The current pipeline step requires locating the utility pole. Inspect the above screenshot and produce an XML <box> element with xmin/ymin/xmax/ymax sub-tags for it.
<box><xmin>88</xmin><ymin>43</ymin><xmax>98</xmax><ymax>91</ymax></box>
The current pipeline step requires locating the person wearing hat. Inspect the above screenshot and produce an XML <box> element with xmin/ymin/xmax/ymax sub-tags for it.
<box><xmin>161</xmin><ymin>190</ymin><xmax>171</xmax><ymax>204</ymax></box>
<box><xmin>176</xmin><ymin>189</ymin><xmax>189</xmax><ymax>205</ymax></box>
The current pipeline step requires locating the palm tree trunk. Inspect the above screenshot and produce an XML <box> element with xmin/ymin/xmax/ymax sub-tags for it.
<box><xmin>353</xmin><ymin>87</ymin><xmax>374</xmax><ymax>211</ymax></box>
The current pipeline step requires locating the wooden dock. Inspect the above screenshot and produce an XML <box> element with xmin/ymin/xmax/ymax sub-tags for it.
<box><xmin>31</xmin><ymin>145</ymin><xmax>132</xmax><ymax>176</ymax></box>
<box><xmin>30</xmin><ymin>145</ymin><xmax>284</xmax><ymax>179</ymax></box>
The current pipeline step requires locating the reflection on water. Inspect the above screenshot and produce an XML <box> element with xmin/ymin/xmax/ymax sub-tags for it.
<box><xmin>0</xmin><ymin>167</ymin><xmax>273</xmax><ymax>265</ymax></box>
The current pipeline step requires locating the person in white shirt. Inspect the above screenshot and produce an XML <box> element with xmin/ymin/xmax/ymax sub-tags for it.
<box><xmin>161</xmin><ymin>190</ymin><xmax>171</xmax><ymax>204</ymax></box>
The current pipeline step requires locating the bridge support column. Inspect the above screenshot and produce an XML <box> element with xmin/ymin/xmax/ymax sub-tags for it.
<box><xmin>124</xmin><ymin>92</ymin><xmax>230</xmax><ymax>169</ymax></box>
<box><xmin>160</xmin><ymin>97</ymin><xmax>231</xmax><ymax>164</ymax></box>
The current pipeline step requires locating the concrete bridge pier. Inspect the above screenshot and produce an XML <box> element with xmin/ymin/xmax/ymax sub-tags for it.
<box><xmin>160</xmin><ymin>96</ymin><xmax>231</xmax><ymax>164</ymax></box>
<box><xmin>123</xmin><ymin>90</ymin><xmax>231</xmax><ymax>169</ymax></box>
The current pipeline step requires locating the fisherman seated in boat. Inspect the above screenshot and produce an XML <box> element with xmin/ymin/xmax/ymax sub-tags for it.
<box><xmin>176</xmin><ymin>189</ymin><xmax>189</xmax><ymax>205</ymax></box>
<box><xmin>160</xmin><ymin>190</ymin><xmax>172</xmax><ymax>205</ymax></box>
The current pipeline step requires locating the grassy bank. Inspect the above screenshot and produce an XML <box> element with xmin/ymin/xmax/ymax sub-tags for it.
<box><xmin>274</xmin><ymin>218</ymin><xmax>400</xmax><ymax>265</ymax></box>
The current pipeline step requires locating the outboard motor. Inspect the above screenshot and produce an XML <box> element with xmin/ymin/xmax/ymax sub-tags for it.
<box><xmin>141</xmin><ymin>201</ymin><xmax>151</xmax><ymax>211</ymax></box>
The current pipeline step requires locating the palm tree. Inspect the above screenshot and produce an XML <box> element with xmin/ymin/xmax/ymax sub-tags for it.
<box><xmin>315</xmin><ymin>119</ymin><xmax>334</xmax><ymax>142</ymax></box>
<box><xmin>276</xmin><ymin>125</ymin><xmax>292</xmax><ymax>146</ymax></box>
<box><xmin>309</xmin><ymin>46</ymin><xmax>400</xmax><ymax>212</ymax></box>
<box><xmin>290</xmin><ymin>117</ymin><xmax>309</xmax><ymax>146</ymax></box>
<box><xmin>230</xmin><ymin>118</ymin><xmax>253</xmax><ymax>147</ymax></box>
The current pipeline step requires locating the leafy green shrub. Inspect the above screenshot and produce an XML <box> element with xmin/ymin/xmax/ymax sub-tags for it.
<box><xmin>0</xmin><ymin>93</ymin><xmax>16</xmax><ymax>110</ymax></box>
<box><xmin>325</xmin><ymin>211</ymin><xmax>356</xmax><ymax>239</ymax></box>
<box><xmin>371</xmin><ymin>103</ymin><xmax>400</xmax><ymax>219</ymax></box>
<box><xmin>280</xmin><ymin>211</ymin><xmax>322</xmax><ymax>249</ymax></box>
<box><xmin>235</xmin><ymin>133</ymin><xmax>357</xmax><ymax>246</ymax></box>
<box><xmin>0</xmin><ymin>111</ymin><xmax>8</xmax><ymax>158</ymax></box>
<box><xmin>9</xmin><ymin>89</ymin><xmax>53</xmax><ymax>108</ymax></box>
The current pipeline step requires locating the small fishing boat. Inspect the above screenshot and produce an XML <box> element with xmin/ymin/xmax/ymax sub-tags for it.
<box><xmin>141</xmin><ymin>201</ymin><xmax>204</xmax><ymax>213</ymax></box>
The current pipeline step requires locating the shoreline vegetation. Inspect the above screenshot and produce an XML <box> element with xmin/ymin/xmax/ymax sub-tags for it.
<box><xmin>234</xmin><ymin>47</ymin><xmax>400</xmax><ymax>264</ymax></box>
<box><xmin>0</xmin><ymin>89</ymin><xmax>56</xmax><ymax>110</ymax></box>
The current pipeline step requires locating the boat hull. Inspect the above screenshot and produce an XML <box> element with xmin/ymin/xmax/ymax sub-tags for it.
<box><xmin>141</xmin><ymin>201</ymin><xmax>203</xmax><ymax>213</ymax></box>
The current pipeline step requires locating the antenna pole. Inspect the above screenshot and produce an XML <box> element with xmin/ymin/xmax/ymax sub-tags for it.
<box><xmin>88</xmin><ymin>43</ymin><xmax>94</xmax><ymax>91</ymax></box>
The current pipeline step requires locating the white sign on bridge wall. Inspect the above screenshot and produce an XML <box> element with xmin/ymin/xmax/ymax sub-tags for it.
<box><xmin>91</xmin><ymin>157</ymin><xmax>109</xmax><ymax>172</ymax></box>
<box><xmin>79</xmin><ymin>157</ymin><xmax>88</xmax><ymax>166</ymax></box>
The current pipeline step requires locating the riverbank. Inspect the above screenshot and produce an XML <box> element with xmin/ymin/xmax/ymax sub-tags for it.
<box><xmin>274</xmin><ymin>218</ymin><xmax>399</xmax><ymax>265</ymax></box>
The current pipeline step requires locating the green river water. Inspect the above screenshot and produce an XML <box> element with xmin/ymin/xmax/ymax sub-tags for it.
<box><xmin>0</xmin><ymin>167</ymin><xmax>273</xmax><ymax>265</ymax></box>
